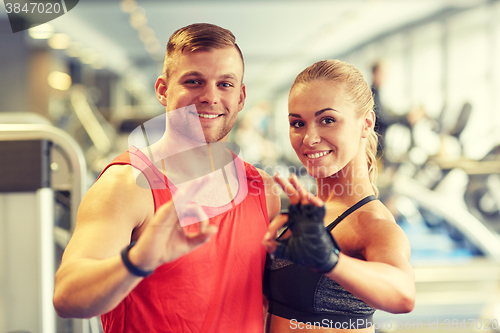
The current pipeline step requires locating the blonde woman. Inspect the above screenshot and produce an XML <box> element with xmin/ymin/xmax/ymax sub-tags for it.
<box><xmin>263</xmin><ymin>60</ymin><xmax>415</xmax><ymax>332</ymax></box>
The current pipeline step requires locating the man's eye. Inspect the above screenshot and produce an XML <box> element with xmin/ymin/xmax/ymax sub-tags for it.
<box><xmin>185</xmin><ymin>80</ymin><xmax>201</xmax><ymax>85</ymax></box>
<box><xmin>220</xmin><ymin>82</ymin><xmax>233</xmax><ymax>88</ymax></box>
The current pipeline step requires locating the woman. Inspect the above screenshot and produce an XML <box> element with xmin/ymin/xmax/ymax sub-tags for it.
<box><xmin>262</xmin><ymin>60</ymin><xmax>415</xmax><ymax>332</ymax></box>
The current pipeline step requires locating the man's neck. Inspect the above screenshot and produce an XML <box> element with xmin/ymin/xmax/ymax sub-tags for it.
<box><xmin>146</xmin><ymin>137</ymin><xmax>236</xmax><ymax>186</ymax></box>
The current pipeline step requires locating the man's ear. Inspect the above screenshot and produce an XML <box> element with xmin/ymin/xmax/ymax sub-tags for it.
<box><xmin>155</xmin><ymin>76</ymin><xmax>168</xmax><ymax>106</ymax></box>
<box><xmin>362</xmin><ymin>109</ymin><xmax>376</xmax><ymax>138</ymax></box>
<box><xmin>237</xmin><ymin>83</ymin><xmax>246</xmax><ymax>112</ymax></box>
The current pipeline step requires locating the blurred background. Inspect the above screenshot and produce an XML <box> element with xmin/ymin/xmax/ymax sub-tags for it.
<box><xmin>1</xmin><ymin>0</ymin><xmax>500</xmax><ymax>332</ymax></box>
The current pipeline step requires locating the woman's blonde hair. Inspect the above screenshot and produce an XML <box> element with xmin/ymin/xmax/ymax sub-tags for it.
<box><xmin>291</xmin><ymin>60</ymin><xmax>379</xmax><ymax>196</ymax></box>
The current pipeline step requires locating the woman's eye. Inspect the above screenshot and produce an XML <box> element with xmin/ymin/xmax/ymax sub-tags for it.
<box><xmin>321</xmin><ymin>117</ymin><xmax>336</xmax><ymax>125</ymax></box>
<box><xmin>290</xmin><ymin>121</ymin><xmax>304</xmax><ymax>128</ymax></box>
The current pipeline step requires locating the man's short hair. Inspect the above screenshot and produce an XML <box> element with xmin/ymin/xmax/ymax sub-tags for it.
<box><xmin>162</xmin><ymin>23</ymin><xmax>244</xmax><ymax>82</ymax></box>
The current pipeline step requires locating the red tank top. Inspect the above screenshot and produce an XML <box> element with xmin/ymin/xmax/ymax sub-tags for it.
<box><xmin>100</xmin><ymin>146</ymin><xmax>269</xmax><ymax>333</ymax></box>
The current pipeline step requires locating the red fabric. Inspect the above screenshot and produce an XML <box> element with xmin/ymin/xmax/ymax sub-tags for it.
<box><xmin>100</xmin><ymin>146</ymin><xmax>269</xmax><ymax>333</ymax></box>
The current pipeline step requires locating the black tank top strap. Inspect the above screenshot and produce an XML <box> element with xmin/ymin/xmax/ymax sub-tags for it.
<box><xmin>326</xmin><ymin>195</ymin><xmax>378</xmax><ymax>232</ymax></box>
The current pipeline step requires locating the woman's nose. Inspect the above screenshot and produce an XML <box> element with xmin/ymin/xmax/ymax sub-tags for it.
<box><xmin>304</xmin><ymin>126</ymin><xmax>321</xmax><ymax>146</ymax></box>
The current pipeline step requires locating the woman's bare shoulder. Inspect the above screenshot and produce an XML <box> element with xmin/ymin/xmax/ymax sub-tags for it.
<box><xmin>354</xmin><ymin>202</ymin><xmax>411</xmax><ymax>261</ymax></box>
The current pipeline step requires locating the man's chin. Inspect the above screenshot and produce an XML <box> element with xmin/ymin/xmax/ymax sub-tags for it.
<box><xmin>202</xmin><ymin>131</ymin><xmax>231</xmax><ymax>144</ymax></box>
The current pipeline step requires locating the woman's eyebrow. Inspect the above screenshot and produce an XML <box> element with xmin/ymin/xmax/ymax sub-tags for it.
<box><xmin>288</xmin><ymin>108</ymin><xmax>338</xmax><ymax>118</ymax></box>
<box><xmin>315</xmin><ymin>108</ymin><xmax>337</xmax><ymax>117</ymax></box>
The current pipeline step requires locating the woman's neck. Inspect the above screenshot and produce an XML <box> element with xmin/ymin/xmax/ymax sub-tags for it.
<box><xmin>316</xmin><ymin>159</ymin><xmax>374</xmax><ymax>205</ymax></box>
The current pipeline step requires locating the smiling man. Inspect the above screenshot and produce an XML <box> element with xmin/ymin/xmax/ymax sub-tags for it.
<box><xmin>53</xmin><ymin>23</ymin><xmax>280</xmax><ymax>333</ymax></box>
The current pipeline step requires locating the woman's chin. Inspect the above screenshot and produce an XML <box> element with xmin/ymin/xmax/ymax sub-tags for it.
<box><xmin>306</xmin><ymin>166</ymin><xmax>335</xmax><ymax>179</ymax></box>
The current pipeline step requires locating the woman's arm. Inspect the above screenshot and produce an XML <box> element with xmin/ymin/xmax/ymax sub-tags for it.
<box><xmin>263</xmin><ymin>172</ymin><xmax>415</xmax><ymax>314</ymax></box>
<box><xmin>325</xmin><ymin>218</ymin><xmax>415</xmax><ymax>314</ymax></box>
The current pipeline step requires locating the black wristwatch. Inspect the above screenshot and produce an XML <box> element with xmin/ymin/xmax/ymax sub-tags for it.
<box><xmin>120</xmin><ymin>241</ymin><xmax>155</xmax><ymax>277</ymax></box>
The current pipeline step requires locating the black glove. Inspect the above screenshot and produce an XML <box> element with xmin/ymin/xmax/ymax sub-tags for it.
<box><xmin>274</xmin><ymin>203</ymin><xmax>340</xmax><ymax>273</ymax></box>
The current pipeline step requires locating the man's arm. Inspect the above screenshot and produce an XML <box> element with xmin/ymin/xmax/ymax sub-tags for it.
<box><xmin>53</xmin><ymin>165</ymin><xmax>216</xmax><ymax>318</ymax></box>
<box><xmin>53</xmin><ymin>165</ymin><xmax>151</xmax><ymax>318</ymax></box>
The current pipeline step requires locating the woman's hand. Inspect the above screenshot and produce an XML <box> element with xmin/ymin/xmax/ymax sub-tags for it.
<box><xmin>276</xmin><ymin>172</ymin><xmax>324</xmax><ymax>207</ymax></box>
<box><xmin>262</xmin><ymin>173</ymin><xmax>340</xmax><ymax>273</ymax></box>
<box><xmin>263</xmin><ymin>173</ymin><xmax>321</xmax><ymax>252</ymax></box>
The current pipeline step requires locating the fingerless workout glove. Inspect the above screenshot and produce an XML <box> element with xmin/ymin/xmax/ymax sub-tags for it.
<box><xmin>274</xmin><ymin>203</ymin><xmax>340</xmax><ymax>273</ymax></box>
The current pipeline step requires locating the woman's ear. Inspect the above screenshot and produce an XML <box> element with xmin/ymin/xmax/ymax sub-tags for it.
<box><xmin>362</xmin><ymin>110</ymin><xmax>376</xmax><ymax>138</ymax></box>
<box><xmin>155</xmin><ymin>76</ymin><xmax>168</xmax><ymax>106</ymax></box>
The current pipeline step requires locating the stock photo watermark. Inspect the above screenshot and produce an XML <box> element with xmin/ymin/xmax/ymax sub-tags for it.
<box><xmin>127</xmin><ymin>105</ymin><xmax>373</xmax><ymax>227</ymax></box>
<box><xmin>127</xmin><ymin>105</ymin><xmax>248</xmax><ymax>226</ymax></box>
<box><xmin>290</xmin><ymin>318</ymin><xmax>499</xmax><ymax>330</ymax></box>
<box><xmin>3</xmin><ymin>0</ymin><xmax>79</xmax><ymax>33</ymax></box>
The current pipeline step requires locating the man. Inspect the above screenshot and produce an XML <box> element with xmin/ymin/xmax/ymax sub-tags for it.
<box><xmin>371</xmin><ymin>61</ymin><xmax>426</xmax><ymax>161</ymax></box>
<box><xmin>53</xmin><ymin>23</ymin><xmax>280</xmax><ymax>332</ymax></box>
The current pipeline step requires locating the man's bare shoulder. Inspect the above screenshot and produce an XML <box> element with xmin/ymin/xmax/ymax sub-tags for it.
<box><xmin>95</xmin><ymin>164</ymin><xmax>147</xmax><ymax>188</ymax></box>
<box><xmin>256</xmin><ymin>168</ymin><xmax>274</xmax><ymax>184</ymax></box>
<box><xmin>61</xmin><ymin>164</ymin><xmax>155</xmax><ymax>262</ymax></box>
<box><xmin>79</xmin><ymin>164</ymin><xmax>154</xmax><ymax>229</ymax></box>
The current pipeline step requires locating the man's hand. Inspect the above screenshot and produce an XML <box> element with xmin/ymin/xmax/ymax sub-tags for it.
<box><xmin>129</xmin><ymin>176</ymin><xmax>218</xmax><ymax>273</ymax></box>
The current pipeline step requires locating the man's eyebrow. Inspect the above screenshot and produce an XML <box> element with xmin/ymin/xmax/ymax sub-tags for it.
<box><xmin>288</xmin><ymin>108</ymin><xmax>338</xmax><ymax>118</ymax></box>
<box><xmin>180</xmin><ymin>72</ymin><xmax>238</xmax><ymax>81</ymax></box>
<box><xmin>219</xmin><ymin>73</ymin><xmax>238</xmax><ymax>80</ymax></box>
<box><xmin>181</xmin><ymin>71</ymin><xmax>203</xmax><ymax>78</ymax></box>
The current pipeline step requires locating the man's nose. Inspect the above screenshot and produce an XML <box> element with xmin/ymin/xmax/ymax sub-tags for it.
<box><xmin>199</xmin><ymin>84</ymin><xmax>218</xmax><ymax>105</ymax></box>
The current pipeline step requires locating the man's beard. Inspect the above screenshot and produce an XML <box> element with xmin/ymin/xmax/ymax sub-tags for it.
<box><xmin>201</xmin><ymin>123</ymin><xmax>232</xmax><ymax>143</ymax></box>
<box><xmin>167</xmin><ymin>105</ymin><xmax>234</xmax><ymax>143</ymax></box>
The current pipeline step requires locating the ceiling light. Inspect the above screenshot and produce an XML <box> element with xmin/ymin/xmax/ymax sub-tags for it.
<box><xmin>91</xmin><ymin>60</ymin><xmax>106</xmax><ymax>70</ymax></box>
<box><xmin>65</xmin><ymin>41</ymin><xmax>83</xmax><ymax>57</ymax></box>
<box><xmin>145</xmin><ymin>41</ymin><xmax>161</xmax><ymax>54</ymax></box>
<box><xmin>80</xmin><ymin>49</ymin><xmax>98</xmax><ymax>64</ymax></box>
<box><xmin>90</xmin><ymin>55</ymin><xmax>106</xmax><ymax>69</ymax></box>
<box><xmin>48</xmin><ymin>33</ymin><xmax>71</xmax><ymax>49</ymax></box>
<box><xmin>120</xmin><ymin>0</ymin><xmax>136</xmax><ymax>13</ymax></box>
<box><xmin>130</xmin><ymin>7</ymin><xmax>147</xmax><ymax>28</ymax></box>
<box><xmin>28</xmin><ymin>23</ymin><xmax>54</xmax><ymax>39</ymax></box>
<box><xmin>139</xmin><ymin>27</ymin><xmax>155</xmax><ymax>43</ymax></box>
<box><xmin>48</xmin><ymin>71</ymin><xmax>72</xmax><ymax>91</ymax></box>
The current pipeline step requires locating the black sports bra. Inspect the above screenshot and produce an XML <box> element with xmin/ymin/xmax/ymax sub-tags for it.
<box><xmin>263</xmin><ymin>195</ymin><xmax>378</xmax><ymax>328</ymax></box>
